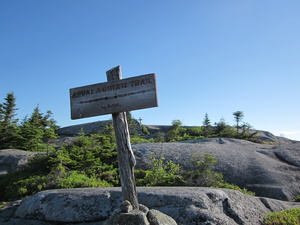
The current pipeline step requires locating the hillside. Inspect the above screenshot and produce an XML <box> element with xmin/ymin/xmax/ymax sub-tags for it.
<box><xmin>56</xmin><ymin>121</ymin><xmax>300</xmax><ymax>201</ymax></box>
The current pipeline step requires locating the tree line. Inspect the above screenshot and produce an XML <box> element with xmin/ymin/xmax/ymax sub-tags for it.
<box><xmin>0</xmin><ymin>92</ymin><xmax>259</xmax><ymax>152</ymax></box>
<box><xmin>146</xmin><ymin>112</ymin><xmax>258</xmax><ymax>143</ymax></box>
<box><xmin>0</xmin><ymin>92</ymin><xmax>58</xmax><ymax>151</ymax></box>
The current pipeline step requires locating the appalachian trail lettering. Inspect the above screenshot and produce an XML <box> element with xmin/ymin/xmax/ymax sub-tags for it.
<box><xmin>70</xmin><ymin>73</ymin><xmax>157</xmax><ymax>119</ymax></box>
<box><xmin>71</xmin><ymin>77</ymin><xmax>152</xmax><ymax>99</ymax></box>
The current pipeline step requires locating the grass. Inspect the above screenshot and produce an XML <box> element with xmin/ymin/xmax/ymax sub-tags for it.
<box><xmin>263</xmin><ymin>208</ymin><xmax>300</xmax><ymax>225</ymax></box>
<box><xmin>0</xmin><ymin>202</ymin><xmax>9</xmax><ymax>209</ymax></box>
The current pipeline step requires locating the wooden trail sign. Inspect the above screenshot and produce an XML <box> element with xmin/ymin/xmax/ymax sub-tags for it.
<box><xmin>69</xmin><ymin>66</ymin><xmax>158</xmax><ymax>210</ymax></box>
<box><xmin>70</xmin><ymin>73</ymin><xmax>157</xmax><ymax>119</ymax></box>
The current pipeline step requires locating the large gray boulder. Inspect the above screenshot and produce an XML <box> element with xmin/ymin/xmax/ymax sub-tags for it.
<box><xmin>1</xmin><ymin>187</ymin><xmax>299</xmax><ymax>225</ymax></box>
<box><xmin>0</xmin><ymin>149</ymin><xmax>41</xmax><ymax>176</ymax></box>
<box><xmin>133</xmin><ymin>138</ymin><xmax>300</xmax><ymax>201</ymax></box>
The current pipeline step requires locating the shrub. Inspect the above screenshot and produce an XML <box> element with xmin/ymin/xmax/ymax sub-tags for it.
<box><xmin>141</xmin><ymin>125</ymin><xmax>150</xmax><ymax>135</ymax></box>
<box><xmin>0</xmin><ymin>131</ymin><xmax>119</xmax><ymax>201</ymax></box>
<box><xmin>1</xmin><ymin>169</ymin><xmax>112</xmax><ymax>200</ymax></box>
<box><xmin>55</xmin><ymin>171</ymin><xmax>112</xmax><ymax>189</ymax></box>
<box><xmin>130</xmin><ymin>135</ymin><xmax>151</xmax><ymax>144</ymax></box>
<box><xmin>135</xmin><ymin>154</ymin><xmax>184</xmax><ymax>186</ymax></box>
<box><xmin>263</xmin><ymin>208</ymin><xmax>300</xmax><ymax>225</ymax></box>
<box><xmin>183</xmin><ymin>154</ymin><xmax>255</xmax><ymax>195</ymax></box>
<box><xmin>59</xmin><ymin>131</ymin><xmax>119</xmax><ymax>183</ymax></box>
<box><xmin>166</xmin><ymin>120</ymin><xmax>187</xmax><ymax>142</ymax></box>
<box><xmin>154</xmin><ymin>132</ymin><xmax>166</xmax><ymax>142</ymax></box>
<box><xmin>185</xmin><ymin>154</ymin><xmax>224</xmax><ymax>187</ymax></box>
<box><xmin>186</xmin><ymin>126</ymin><xmax>203</xmax><ymax>137</ymax></box>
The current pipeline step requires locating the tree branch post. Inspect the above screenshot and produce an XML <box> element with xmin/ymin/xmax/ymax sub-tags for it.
<box><xmin>106</xmin><ymin>65</ymin><xmax>139</xmax><ymax>210</ymax></box>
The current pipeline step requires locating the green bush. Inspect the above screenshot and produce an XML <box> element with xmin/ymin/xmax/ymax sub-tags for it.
<box><xmin>135</xmin><ymin>153</ymin><xmax>254</xmax><ymax>196</ymax></box>
<box><xmin>154</xmin><ymin>132</ymin><xmax>166</xmax><ymax>142</ymax></box>
<box><xmin>0</xmin><ymin>151</ymin><xmax>114</xmax><ymax>201</ymax></box>
<box><xmin>0</xmin><ymin>131</ymin><xmax>119</xmax><ymax>201</ymax></box>
<box><xmin>263</xmin><ymin>208</ymin><xmax>300</xmax><ymax>225</ymax></box>
<box><xmin>59</xmin><ymin>131</ymin><xmax>118</xmax><ymax>181</ymax></box>
<box><xmin>184</xmin><ymin>154</ymin><xmax>224</xmax><ymax>187</ymax></box>
<box><xmin>186</xmin><ymin>126</ymin><xmax>203</xmax><ymax>137</ymax></box>
<box><xmin>55</xmin><ymin>171</ymin><xmax>112</xmax><ymax>189</ymax></box>
<box><xmin>135</xmin><ymin>154</ymin><xmax>184</xmax><ymax>186</ymax></box>
<box><xmin>2</xmin><ymin>170</ymin><xmax>111</xmax><ymax>200</ymax></box>
<box><xmin>213</xmin><ymin>119</ymin><xmax>236</xmax><ymax>138</ymax></box>
<box><xmin>141</xmin><ymin>125</ymin><xmax>150</xmax><ymax>135</ymax></box>
<box><xmin>166</xmin><ymin>120</ymin><xmax>188</xmax><ymax>142</ymax></box>
<box><xmin>183</xmin><ymin>154</ymin><xmax>255</xmax><ymax>195</ymax></box>
<box><xmin>130</xmin><ymin>135</ymin><xmax>151</xmax><ymax>144</ymax></box>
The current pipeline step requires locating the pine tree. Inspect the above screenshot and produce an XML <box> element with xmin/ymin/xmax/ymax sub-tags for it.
<box><xmin>0</xmin><ymin>92</ymin><xmax>20</xmax><ymax>149</ymax></box>
<box><xmin>214</xmin><ymin>118</ymin><xmax>235</xmax><ymax>137</ymax></box>
<box><xmin>20</xmin><ymin>105</ymin><xmax>58</xmax><ymax>151</ymax></box>
<box><xmin>0</xmin><ymin>92</ymin><xmax>18</xmax><ymax>126</ymax></box>
<box><xmin>233</xmin><ymin>111</ymin><xmax>244</xmax><ymax>134</ymax></box>
<box><xmin>202</xmin><ymin>113</ymin><xmax>212</xmax><ymax>137</ymax></box>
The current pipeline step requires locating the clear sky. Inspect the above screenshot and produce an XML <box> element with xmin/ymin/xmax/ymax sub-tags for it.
<box><xmin>1</xmin><ymin>1</ymin><xmax>300</xmax><ymax>141</ymax></box>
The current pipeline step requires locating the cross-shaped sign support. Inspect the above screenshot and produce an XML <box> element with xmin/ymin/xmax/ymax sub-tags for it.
<box><xmin>70</xmin><ymin>65</ymin><xmax>158</xmax><ymax>210</ymax></box>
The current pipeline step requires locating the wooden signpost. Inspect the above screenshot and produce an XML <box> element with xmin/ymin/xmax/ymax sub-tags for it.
<box><xmin>70</xmin><ymin>71</ymin><xmax>157</xmax><ymax>119</ymax></box>
<box><xmin>70</xmin><ymin>66</ymin><xmax>158</xmax><ymax>209</ymax></box>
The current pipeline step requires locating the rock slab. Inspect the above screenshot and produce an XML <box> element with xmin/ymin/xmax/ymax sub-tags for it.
<box><xmin>133</xmin><ymin>139</ymin><xmax>300</xmax><ymax>201</ymax></box>
<box><xmin>2</xmin><ymin>187</ymin><xmax>299</xmax><ymax>225</ymax></box>
<box><xmin>0</xmin><ymin>149</ymin><xmax>42</xmax><ymax>176</ymax></box>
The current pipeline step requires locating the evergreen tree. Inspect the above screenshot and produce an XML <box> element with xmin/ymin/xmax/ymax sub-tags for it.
<box><xmin>0</xmin><ymin>103</ymin><xmax>3</xmax><ymax>122</ymax></box>
<box><xmin>0</xmin><ymin>92</ymin><xmax>20</xmax><ymax>149</ymax></box>
<box><xmin>185</xmin><ymin>154</ymin><xmax>224</xmax><ymax>187</ymax></box>
<box><xmin>20</xmin><ymin>105</ymin><xmax>58</xmax><ymax>151</ymax></box>
<box><xmin>214</xmin><ymin>118</ymin><xmax>235</xmax><ymax>137</ymax></box>
<box><xmin>1</xmin><ymin>92</ymin><xmax>18</xmax><ymax>125</ymax></box>
<box><xmin>202</xmin><ymin>113</ymin><xmax>212</xmax><ymax>137</ymax></box>
<box><xmin>233</xmin><ymin>111</ymin><xmax>244</xmax><ymax>133</ymax></box>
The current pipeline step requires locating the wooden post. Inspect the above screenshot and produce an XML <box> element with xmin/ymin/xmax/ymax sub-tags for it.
<box><xmin>106</xmin><ymin>66</ymin><xmax>139</xmax><ymax>210</ymax></box>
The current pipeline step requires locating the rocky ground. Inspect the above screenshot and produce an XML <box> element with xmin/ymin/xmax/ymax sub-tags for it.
<box><xmin>1</xmin><ymin>187</ymin><xmax>300</xmax><ymax>225</ymax></box>
<box><xmin>1</xmin><ymin>121</ymin><xmax>300</xmax><ymax>224</ymax></box>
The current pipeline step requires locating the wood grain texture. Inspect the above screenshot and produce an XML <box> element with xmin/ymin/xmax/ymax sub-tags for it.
<box><xmin>106</xmin><ymin>66</ymin><xmax>139</xmax><ymax>209</ymax></box>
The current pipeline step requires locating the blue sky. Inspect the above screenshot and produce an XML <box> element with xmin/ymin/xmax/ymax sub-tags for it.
<box><xmin>1</xmin><ymin>0</ymin><xmax>300</xmax><ymax>141</ymax></box>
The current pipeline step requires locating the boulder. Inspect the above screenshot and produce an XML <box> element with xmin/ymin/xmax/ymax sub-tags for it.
<box><xmin>104</xmin><ymin>209</ymin><xmax>150</xmax><ymax>225</ymax></box>
<box><xmin>133</xmin><ymin>139</ymin><xmax>300</xmax><ymax>201</ymax></box>
<box><xmin>104</xmin><ymin>204</ymin><xmax>177</xmax><ymax>225</ymax></box>
<box><xmin>0</xmin><ymin>149</ymin><xmax>42</xmax><ymax>175</ymax></box>
<box><xmin>2</xmin><ymin>187</ymin><xmax>299</xmax><ymax>225</ymax></box>
<box><xmin>147</xmin><ymin>209</ymin><xmax>177</xmax><ymax>225</ymax></box>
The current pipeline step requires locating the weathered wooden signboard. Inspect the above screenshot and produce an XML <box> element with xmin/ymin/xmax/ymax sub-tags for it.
<box><xmin>70</xmin><ymin>73</ymin><xmax>157</xmax><ymax>119</ymax></box>
<box><xmin>69</xmin><ymin>66</ymin><xmax>158</xmax><ymax>210</ymax></box>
